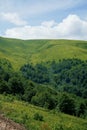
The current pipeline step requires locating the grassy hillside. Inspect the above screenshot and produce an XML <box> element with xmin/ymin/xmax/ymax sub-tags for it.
<box><xmin>0</xmin><ymin>37</ymin><xmax>87</xmax><ymax>69</ymax></box>
<box><xmin>0</xmin><ymin>37</ymin><xmax>87</xmax><ymax>130</ymax></box>
<box><xmin>0</xmin><ymin>94</ymin><xmax>87</xmax><ymax>130</ymax></box>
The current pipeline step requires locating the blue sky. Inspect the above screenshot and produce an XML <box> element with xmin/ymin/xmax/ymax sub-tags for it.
<box><xmin>0</xmin><ymin>0</ymin><xmax>87</xmax><ymax>40</ymax></box>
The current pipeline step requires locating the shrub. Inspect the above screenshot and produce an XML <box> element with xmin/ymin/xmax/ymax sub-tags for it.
<box><xmin>33</xmin><ymin>113</ymin><xmax>43</xmax><ymax>121</ymax></box>
<box><xmin>57</xmin><ymin>93</ymin><xmax>76</xmax><ymax>115</ymax></box>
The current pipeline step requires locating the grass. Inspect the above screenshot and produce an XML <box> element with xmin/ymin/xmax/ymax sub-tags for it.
<box><xmin>0</xmin><ymin>37</ymin><xmax>87</xmax><ymax>69</ymax></box>
<box><xmin>0</xmin><ymin>94</ymin><xmax>87</xmax><ymax>130</ymax></box>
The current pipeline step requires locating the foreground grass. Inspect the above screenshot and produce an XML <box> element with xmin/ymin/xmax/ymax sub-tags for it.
<box><xmin>0</xmin><ymin>94</ymin><xmax>87</xmax><ymax>130</ymax></box>
<box><xmin>0</xmin><ymin>37</ymin><xmax>87</xmax><ymax>69</ymax></box>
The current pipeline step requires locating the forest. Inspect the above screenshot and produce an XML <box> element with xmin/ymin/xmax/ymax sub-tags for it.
<box><xmin>0</xmin><ymin>58</ymin><xmax>87</xmax><ymax>118</ymax></box>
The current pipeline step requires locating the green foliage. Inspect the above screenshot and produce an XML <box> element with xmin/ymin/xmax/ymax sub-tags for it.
<box><xmin>57</xmin><ymin>93</ymin><xmax>76</xmax><ymax>115</ymax></box>
<box><xmin>33</xmin><ymin>113</ymin><xmax>43</xmax><ymax>121</ymax></box>
<box><xmin>20</xmin><ymin>59</ymin><xmax>87</xmax><ymax>99</ymax></box>
<box><xmin>21</xmin><ymin>112</ymin><xmax>29</xmax><ymax>124</ymax></box>
<box><xmin>20</xmin><ymin>63</ymin><xmax>49</xmax><ymax>84</ymax></box>
<box><xmin>76</xmin><ymin>101</ymin><xmax>87</xmax><ymax>118</ymax></box>
<box><xmin>54</xmin><ymin>59</ymin><xmax>87</xmax><ymax>98</ymax></box>
<box><xmin>0</xmin><ymin>81</ymin><xmax>9</xmax><ymax>94</ymax></box>
<box><xmin>8</xmin><ymin>73</ymin><xmax>25</xmax><ymax>95</ymax></box>
<box><xmin>23</xmin><ymin>81</ymin><xmax>36</xmax><ymax>102</ymax></box>
<box><xmin>0</xmin><ymin>58</ymin><xmax>87</xmax><ymax>117</ymax></box>
<box><xmin>53</xmin><ymin>124</ymin><xmax>64</xmax><ymax>130</ymax></box>
<box><xmin>0</xmin><ymin>58</ymin><xmax>13</xmax><ymax>71</ymax></box>
<box><xmin>31</xmin><ymin>91</ymin><xmax>57</xmax><ymax>109</ymax></box>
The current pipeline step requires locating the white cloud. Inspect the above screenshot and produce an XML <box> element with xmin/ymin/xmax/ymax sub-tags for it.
<box><xmin>55</xmin><ymin>15</ymin><xmax>87</xmax><ymax>39</ymax></box>
<box><xmin>3</xmin><ymin>14</ymin><xmax>87</xmax><ymax>40</ymax></box>
<box><xmin>41</xmin><ymin>20</ymin><xmax>57</xmax><ymax>28</ymax></box>
<box><xmin>0</xmin><ymin>12</ymin><xmax>27</xmax><ymax>26</ymax></box>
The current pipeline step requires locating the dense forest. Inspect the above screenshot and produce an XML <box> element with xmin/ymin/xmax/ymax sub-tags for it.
<box><xmin>0</xmin><ymin>58</ymin><xmax>87</xmax><ymax>118</ymax></box>
<box><xmin>20</xmin><ymin>59</ymin><xmax>87</xmax><ymax>98</ymax></box>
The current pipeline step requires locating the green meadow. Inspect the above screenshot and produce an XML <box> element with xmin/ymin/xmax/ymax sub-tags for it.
<box><xmin>0</xmin><ymin>37</ymin><xmax>87</xmax><ymax>69</ymax></box>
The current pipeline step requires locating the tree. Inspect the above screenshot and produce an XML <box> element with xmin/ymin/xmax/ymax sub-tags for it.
<box><xmin>58</xmin><ymin>93</ymin><xmax>76</xmax><ymax>115</ymax></box>
<box><xmin>8</xmin><ymin>74</ymin><xmax>25</xmax><ymax>95</ymax></box>
<box><xmin>76</xmin><ymin>101</ymin><xmax>87</xmax><ymax>117</ymax></box>
<box><xmin>31</xmin><ymin>91</ymin><xmax>57</xmax><ymax>109</ymax></box>
<box><xmin>0</xmin><ymin>80</ymin><xmax>9</xmax><ymax>94</ymax></box>
<box><xmin>23</xmin><ymin>81</ymin><xmax>36</xmax><ymax>102</ymax></box>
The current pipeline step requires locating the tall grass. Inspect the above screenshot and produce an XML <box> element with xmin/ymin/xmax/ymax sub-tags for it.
<box><xmin>0</xmin><ymin>94</ymin><xmax>87</xmax><ymax>130</ymax></box>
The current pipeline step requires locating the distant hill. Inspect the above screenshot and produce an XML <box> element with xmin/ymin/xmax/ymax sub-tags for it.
<box><xmin>0</xmin><ymin>37</ymin><xmax>87</xmax><ymax>69</ymax></box>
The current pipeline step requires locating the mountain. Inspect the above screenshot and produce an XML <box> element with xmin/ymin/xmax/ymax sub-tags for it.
<box><xmin>0</xmin><ymin>37</ymin><xmax>87</xmax><ymax>69</ymax></box>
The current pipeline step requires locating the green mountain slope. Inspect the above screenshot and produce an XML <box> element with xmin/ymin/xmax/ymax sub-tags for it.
<box><xmin>0</xmin><ymin>94</ymin><xmax>87</xmax><ymax>130</ymax></box>
<box><xmin>0</xmin><ymin>37</ymin><xmax>87</xmax><ymax>69</ymax></box>
<box><xmin>0</xmin><ymin>37</ymin><xmax>87</xmax><ymax>130</ymax></box>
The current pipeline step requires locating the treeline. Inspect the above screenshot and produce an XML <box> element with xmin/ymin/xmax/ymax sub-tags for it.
<box><xmin>0</xmin><ymin>58</ymin><xmax>87</xmax><ymax>118</ymax></box>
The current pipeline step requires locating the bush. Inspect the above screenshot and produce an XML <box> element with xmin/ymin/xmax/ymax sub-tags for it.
<box><xmin>33</xmin><ymin>113</ymin><xmax>43</xmax><ymax>121</ymax></box>
<box><xmin>57</xmin><ymin>93</ymin><xmax>76</xmax><ymax>115</ymax></box>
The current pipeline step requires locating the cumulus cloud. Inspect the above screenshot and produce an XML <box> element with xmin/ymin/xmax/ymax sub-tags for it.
<box><xmin>3</xmin><ymin>14</ymin><xmax>87</xmax><ymax>40</ymax></box>
<box><xmin>41</xmin><ymin>20</ymin><xmax>57</xmax><ymax>28</ymax></box>
<box><xmin>0</xmin><ymin>12</ymin><xmax>27</xmax><ymax>26</ymax></box>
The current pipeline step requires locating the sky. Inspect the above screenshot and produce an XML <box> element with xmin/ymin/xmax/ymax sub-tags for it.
<box><xmin>0</xmin><ymin>0</ymin><xmax>87</xmax><ymax>40</ymax></box>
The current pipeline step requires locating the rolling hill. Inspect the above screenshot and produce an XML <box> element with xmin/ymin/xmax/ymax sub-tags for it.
<box><xmin>0</xmin><ymin>37</ymin><xmax>87</xmax><ymax>69</ymax></box>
